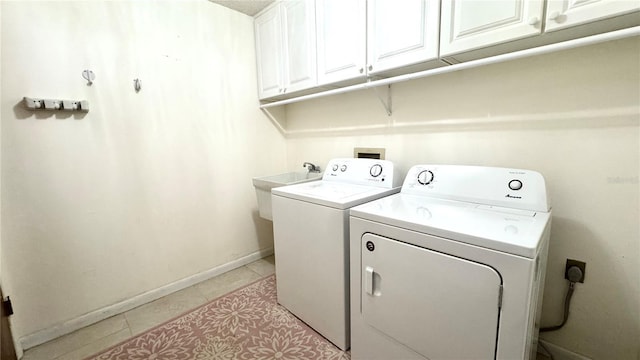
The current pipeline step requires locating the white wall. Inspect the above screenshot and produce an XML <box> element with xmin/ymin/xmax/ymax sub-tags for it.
<box><xmin>285</xmin><ymin>38</ymin><xmax>640</xmax><ymax>359</ymax></box>
<box><xmin>0</xmin><ymin>0</ymin><xmax>285</xmax><ymax>344</ymax></box>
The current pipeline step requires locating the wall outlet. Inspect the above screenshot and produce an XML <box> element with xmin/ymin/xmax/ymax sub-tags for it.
<box><xmin>565</xmin><ymin>259</ymin><xmax>586</xmax><ymax>283</ymax></box>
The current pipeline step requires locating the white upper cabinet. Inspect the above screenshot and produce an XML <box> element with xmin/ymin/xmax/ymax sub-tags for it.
<box><xmin>255</xmin><ymin>5</ymin><xmax>284</xmax><ymax>99</ymax></box>
<box><xmin>282</xmin><ymin>0</ymin><xmax>317</xmax><ymax>94</ymax></box>
<box><xmin>255</xmin><ymin>0</ymin><xmax>638</xmax><ymax>102</ymax></box>
<box><xmin>254</xmin><ymin>0</ymin><xmax>316</xmax><ymax>100</ymax></box>
<box><xmin>316</xmin><ymin>0</ymin><xmax>367</xmax><ymax>86</ymax></box>
<box><xmin>440</xmin><ymin>0</ymin><xmax>545</xmax><ymax>57</ymax></box>
<box><xmin>545</xmin><ymin>0</ymin><xmax>640</xmax><ymax>32</ymax></box>
<box><xmin>367</xmin><ymin>0</ymin><xmax>441</xmax><ymax>75</ymax></box>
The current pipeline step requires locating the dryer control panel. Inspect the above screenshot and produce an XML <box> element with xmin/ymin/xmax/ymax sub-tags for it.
<box><xmin>323</xmin><ymin>158</ymin><xmax>401</xmax><ymax>188</ymax></box>
<box><xmin>401</xmin><ymin>165</ymin><xmax>550</xmax><ymax>212</ymax></box>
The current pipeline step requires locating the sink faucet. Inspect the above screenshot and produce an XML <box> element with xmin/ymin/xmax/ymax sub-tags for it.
<box><xmin>303</xmin><ymin>162</ymin><xmax>321</xmax><ymax>173</ymax></box>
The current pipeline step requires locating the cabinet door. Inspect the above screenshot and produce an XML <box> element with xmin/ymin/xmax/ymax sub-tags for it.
<box><xmin>254</xmin><ymin>4</ymin><xmax>284</xmax><ymax>99</ymax></box>
<box><xmin>282</xmin><ymin>0</ymin><xmax>317</xmax><ymax>94</ymax></box>
<box><xmin>545</xmin><ymin>0</ymin><xmax>640</xmax><ymax>32</ymax></box>
<box><xmin>440</xmin><ymin>0</ymin><xmax>544</xmax><ymax>58</ymax></box>
<box><xmin>316</xmin><ymin>0</ymin><xmax>366</xmax><ymax>85</ymax></box>
<box><xmin>367</xmin><ymin>0</ymin><xmax>440</xmax><ymax>75</ymax></box>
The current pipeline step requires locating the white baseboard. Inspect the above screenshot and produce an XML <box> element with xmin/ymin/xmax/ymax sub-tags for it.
<box><xmin>20</xmin><ymin>248</ymin><xmax>274</xmax><ymax>350</ymax></box>
<box><xmin>539</xmin><ymin>339</ymin><xmax>592</xmax><ymax>360</ymax></box>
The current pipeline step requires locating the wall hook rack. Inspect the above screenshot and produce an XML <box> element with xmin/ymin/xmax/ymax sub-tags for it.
<box><xmin>23</xmin><ymin>97</ymin><xmax>89</xmax><ymax>112</ymax></box>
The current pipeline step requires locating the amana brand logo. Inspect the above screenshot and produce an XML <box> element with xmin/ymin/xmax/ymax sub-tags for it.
<box><xmin>505</xmin><ymin>194</ymin><xmax>522</xmax><ymax>199</ymax></box>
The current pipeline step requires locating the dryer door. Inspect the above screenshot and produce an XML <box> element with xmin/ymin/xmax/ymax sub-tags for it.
<box><xmin>361</xmin><ymin>233</ymin><xmax>502</xmax><ymax>359</ymax></box>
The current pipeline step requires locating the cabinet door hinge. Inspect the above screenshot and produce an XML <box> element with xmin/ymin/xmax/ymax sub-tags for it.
<box><xmin>498</xmin><ymin>285</ymin><xmax>504</xmax><ymax>309</ymax></box>
<box><xmin>3</xmin><ymin>296</ymin><xmax>14</xmax><ymax>316</ymax></box>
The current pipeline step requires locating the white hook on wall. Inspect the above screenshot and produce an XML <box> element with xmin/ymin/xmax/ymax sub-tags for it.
<box><xmin>82</xmin><ymin>70</ymin><xmax>95</xmax><ymax>86</ymax></box>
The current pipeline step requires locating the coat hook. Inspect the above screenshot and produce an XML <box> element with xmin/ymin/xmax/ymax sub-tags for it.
<box><xmin>133</xmin><ymin>78</ymin><xmax>142</xmax><ymax>92</ymax></box>
<box><xmin>82</xmin><ymin>70</ymin><xmax>95</xmax><ymax>86</ymax></box>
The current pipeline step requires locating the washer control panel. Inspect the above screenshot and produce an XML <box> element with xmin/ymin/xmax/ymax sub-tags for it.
<box><xmin>402</xmin><ymin>165</ymin><xmax>550</xmax><ymax>212</ymax></box>
<box><xmin>323</xmin><ymin>158</ymin><xmax>400</xmax><ymax>188</ymax></box>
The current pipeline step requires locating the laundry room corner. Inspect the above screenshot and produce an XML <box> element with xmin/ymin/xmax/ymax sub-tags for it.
<box><xmin>284</xmin><ymin>37</ymin><xmax>640</xmax><ymax>359</ymax></box>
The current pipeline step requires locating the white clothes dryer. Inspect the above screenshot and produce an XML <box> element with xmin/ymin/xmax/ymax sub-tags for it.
<box><xmin>272</xmin><ymin>158</ymin><xmax>401</xmax><ymax>350</ymax></box>
<box><xmin>349</xmin><ymin>165</ymin><xmax>552</xmax><ymax>360</ymax></box>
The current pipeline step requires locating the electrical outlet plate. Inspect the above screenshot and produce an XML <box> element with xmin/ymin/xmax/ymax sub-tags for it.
<box><xmin>565</xmin><ymin>259</ymin><xmax>586</xmax><ymax>283</ymax></box>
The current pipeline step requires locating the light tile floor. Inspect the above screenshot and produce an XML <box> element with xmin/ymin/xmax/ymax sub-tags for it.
<box><xmin>21</xmin><ymin>256</ymin><xmax>276</xmax><ymax>360</ymax></box>
<box><xmin>22</xmin><ymin>255</ymin><xmax>551</xmax><ymax>360</ymax></box>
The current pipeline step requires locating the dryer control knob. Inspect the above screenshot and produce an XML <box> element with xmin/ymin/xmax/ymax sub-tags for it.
<box><xmin>417</xmin><ymin>170</ymin><xmax>434</xmax><ymax>185</ymax></box>
<box><xmin>370</xmin><ymin>164</ymin><xmax>383</xmax><ymax>177</ymax></box>
<box><xmin>509</xmin><ymin>179</ymin><xmax>523</xmax><ymax>191</ymax></box>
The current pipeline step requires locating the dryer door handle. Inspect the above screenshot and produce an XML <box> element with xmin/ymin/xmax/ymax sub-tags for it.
<box><xmin>365</xmin><ymin>266</ymin><xmax>382</xmax><ymax>296</ymax></box>
<box><xmin>365</xmin><ymin>266</ymin><xmax>375</xmax><ymax>296</ymax></box>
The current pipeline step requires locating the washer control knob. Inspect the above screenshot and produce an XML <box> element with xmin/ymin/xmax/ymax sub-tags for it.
<box><xmin>332</xmin><ymin>164</ymin><xmax>339</xmax><ymax>171</ymax></box>
<box><xmin>509</xmin><ymin>179</ymin><xmax>523</xmax><ymax>191</ymax></box>
<box><xmin>340</xmin><ymin>165</ymin><xmax>347</xmax><ymax>172</ymax></box>
<box><xmin>417</xmin><ymin>170</ymin><xmax>434</xmax><ymax>185</ymax></box>
<box><xmin>370</xmin><ymin>164</ymin><xmax>383</xmax><ymax>177</ymax></box>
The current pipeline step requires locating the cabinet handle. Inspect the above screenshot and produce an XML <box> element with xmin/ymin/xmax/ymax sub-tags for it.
<box><xmin>368</xmin><ymin>65</ymin><xmax>373</xmax><ymax>71</ymax></box>
<box><xmin>359</xmin><ymin>68</ymin><xmax>364</xmax><ymax>74</ymax></box>
<box><xmin>548</xmin><ymin>11</ymin><xmax>561</xmax><ymax>22</ymax></box>
<box><xmin>528</xmin><ymin>17</ymin><xmax>539</xmax><ymax>26</ymax></box>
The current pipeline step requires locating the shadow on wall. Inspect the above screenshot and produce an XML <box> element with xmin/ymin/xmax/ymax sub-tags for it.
<box><xmin>251</xmin><ymin>210</ymin><xmax>274</xmax><ymax>251</ymax></box>
<box><xmin>283</xmin><ymin>106</ymin><xmax>640</xmax><ymax>138</ymax></box>
<box><xmin>13</xmin><ymin>100</ymin><xmax>88</xmax><ymax>121</ymax></box>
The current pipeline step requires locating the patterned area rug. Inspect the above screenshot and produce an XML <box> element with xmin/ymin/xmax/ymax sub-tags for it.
<box><xmin>86</xmin><ymin>275</ymin><xmax>349</xmax><ymax>360</ymax></box>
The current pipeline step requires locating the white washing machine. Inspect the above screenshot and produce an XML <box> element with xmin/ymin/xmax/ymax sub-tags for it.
<box><xmin>272</xmin><ymin>158</ymin><xmax>401</xmax><ymax>350</ymax></box>
<box><xmin>349</xmin><ymin>165</ymin><xmax>552</xmax><ymax>360</ymax></box>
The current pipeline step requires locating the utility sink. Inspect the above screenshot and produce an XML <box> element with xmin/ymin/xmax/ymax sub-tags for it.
<box><xmin>253</xmin><ymin>171</ymin><xmax>322</xmax><ymax>221</ymax></box>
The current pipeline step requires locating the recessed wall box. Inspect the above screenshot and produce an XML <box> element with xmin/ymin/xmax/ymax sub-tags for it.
<box><xmin>354</xmin><ymin>147</ymin><xmax>386</xmax><ymax>160</ymax></box>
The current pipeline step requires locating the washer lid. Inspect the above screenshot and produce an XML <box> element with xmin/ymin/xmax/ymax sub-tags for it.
<box><xmin>350</xmin><ymin>193</ymin><xmax>551</xmax><ymax>258</ymax></box>
<box><xmin>273</xmin><ymin>181</ymin><xmax>400</xmax><ymax>209</ymax></box>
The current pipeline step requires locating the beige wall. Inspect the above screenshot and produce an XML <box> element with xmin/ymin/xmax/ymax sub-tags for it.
<box><xmin>1</xmin><ymin>0</ymin><xmax>285</xmax><ymax>343</ymax></box>
<box><xmin>285</xmin><ymin>37</ymin><xmax>640</xmax><ymax>359</ymax></box>
<box><xmin>1</xmin><ymin>1</ymin><xmax>638</xmax><ymax>359</ymax></box>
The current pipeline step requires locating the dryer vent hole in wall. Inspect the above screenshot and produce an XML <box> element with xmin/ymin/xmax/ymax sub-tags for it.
<box><xmin>540</xmin><ymin>259</ymin><xmax>586</xmax><ymax>333</ymax></box>
<box><xmin>354</xmin><ymin>147</ymin><xmax>385</xmax><ymax>160</ymax></box>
